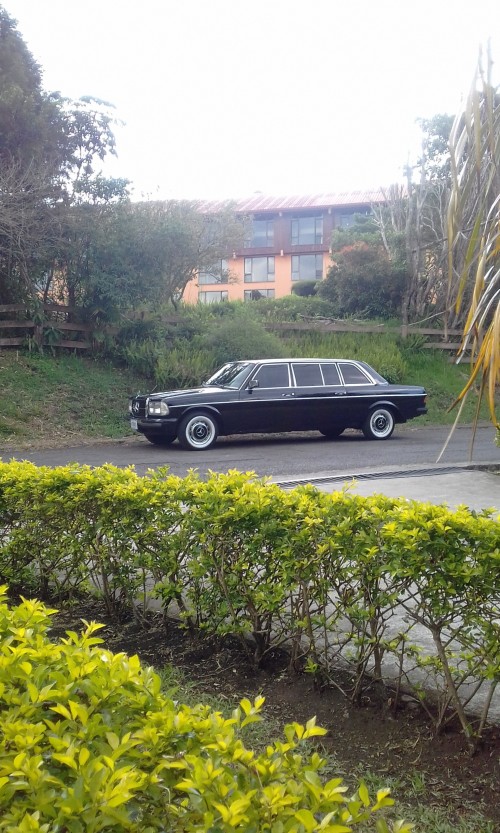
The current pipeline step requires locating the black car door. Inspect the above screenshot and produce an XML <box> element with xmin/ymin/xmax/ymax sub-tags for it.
<box><xmin>238</xmin><ymin>363</ymin><xmax>297</xmax><ymax>433</ymax></box>
<box><xmin>337</xmin><ymin>362</ymin><xmax>376</xmax><ymax>424</ymax></box>
<box><xmin>289</xmin><ymin>362</ymin><xmax>336</xmax><ymax>430</ymax></box>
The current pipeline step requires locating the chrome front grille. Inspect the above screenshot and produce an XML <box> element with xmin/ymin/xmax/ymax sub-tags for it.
<box><xmin>132</xmin><ymin>397</ymin><xmax>147</xmax><ymax>418</ymax></box>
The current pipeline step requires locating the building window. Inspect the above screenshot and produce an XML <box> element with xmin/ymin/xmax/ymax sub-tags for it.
<box><xmin>244</xmin><ymin>256</ymin><xmax>275</xmax><ymax>282</ymax></box>
<box><xmin>198</xmin><ymin>259</ymin><xmax>229</xmax><ymax>285</ymax></box>
<box><xmin>246</xmin><ymin>218</ymin><xmax>274</xmax><ymax>248</ymax></box>
<box><xmin>198</xmin><ymin>290</ymin><xmax>228</xmax><ymax>304</ymax></box>
<box><xmin>291</xmin><ymin>215</ymin><xmax>323</xmax><ymax>245</ymax></box>
<box><xmin>244</xmin><ymin>289</ymin><xmax>275</xmax><ymax>300</ymax></box>
<box><xmin>291</xmin><ymin>254</ymin><xmax>323</xmax><ymax>281</ymax></box>
<box><xmin>338</xmin><ymin>213</ymin><xmax>356</xmax><ymax>229</ymax></box>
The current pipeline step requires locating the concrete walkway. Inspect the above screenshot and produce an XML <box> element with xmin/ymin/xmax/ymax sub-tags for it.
<box><xmin>275</xmin><ymin>463</ymin><xmax>500</xmax><ymax>514</ymax></box>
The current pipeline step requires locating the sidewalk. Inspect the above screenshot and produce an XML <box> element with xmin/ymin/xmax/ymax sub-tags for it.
<box><xmin>275</xmin><ymin>463</ymin><xmax>500</xmax><ymax>514</ymax></box>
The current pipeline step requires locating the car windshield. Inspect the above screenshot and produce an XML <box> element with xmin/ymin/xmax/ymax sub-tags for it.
<box><xmin>203</xmin><ymin>362</ymin><xmax>252</xmax><ymax>389</ymax></box>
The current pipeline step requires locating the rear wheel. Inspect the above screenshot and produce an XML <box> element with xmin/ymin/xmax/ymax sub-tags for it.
<box><xmin>320</xmin><ymin>426</ymin><xmax>345</xmax><ymax>439</ymax></box>
<box><xmin>178</xmin><ymin>412</ymin><xmax>219</xmax><ymax>450</ymax></box>
<box><xmin>143</xmin><ymin>433</ymin><xmax>176</xmax><ymax>446</ymax></box>
<box><xmin>362</xmin><ymin>408</ymin><xmax>395</xmax><ymax>440</ymax></box>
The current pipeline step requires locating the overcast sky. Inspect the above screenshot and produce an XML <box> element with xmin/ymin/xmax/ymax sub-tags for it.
<box><xmin>4</xmin><ymin>0</ymin><xmax>499</xmax><ymax>200</ymax></box>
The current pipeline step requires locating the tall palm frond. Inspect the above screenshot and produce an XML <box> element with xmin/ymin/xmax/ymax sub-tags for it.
<box><xmin>447</xmin><ymin>46</ymin><xmax>500</xmax><ymax>432</ymax></box>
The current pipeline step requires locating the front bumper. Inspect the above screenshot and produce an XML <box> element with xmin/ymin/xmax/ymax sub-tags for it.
<box><xmin>131</xmin><ymin>417</ymin><xmax>178</xmax><ymax>435</ymax></box>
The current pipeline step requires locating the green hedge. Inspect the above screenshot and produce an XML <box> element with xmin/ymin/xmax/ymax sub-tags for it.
<box><xmin>0</xmin><ymin>461</ymin><xmax>499</xmax><ymax>749</ymax></box>
<box><xmin>0</xmin><ymin>591</ymin><xmax>408</xmax><ymax>832</ymax></box>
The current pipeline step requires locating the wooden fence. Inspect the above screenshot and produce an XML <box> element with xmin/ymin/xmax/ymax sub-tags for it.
<box><xmin>0</xmin><ymin>305</ymin><xmax>466</xmax><ymax>359</ymax></box>
<box><xmin>0</xmin><ymin>304</ymin><xmax>91</xmax><ymax>350</ymax></box>
<box><xmin>262</xmin><ymin>319</ymin><xmax>467</xmax><ymax>358</ymax></box>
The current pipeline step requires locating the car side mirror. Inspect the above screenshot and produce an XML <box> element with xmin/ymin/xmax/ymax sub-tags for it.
<box><xmin>248</xmin><ymin>378</ymin><xmax>259</xmax><ymax>390</ymax></box>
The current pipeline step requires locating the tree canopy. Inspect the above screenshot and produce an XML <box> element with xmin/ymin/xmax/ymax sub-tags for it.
<box><xmin>0</xmin><ymin>8</ymin><xmax>244</xmax><ymax>316</ymax></box>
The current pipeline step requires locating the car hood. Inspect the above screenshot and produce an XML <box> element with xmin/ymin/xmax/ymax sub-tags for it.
<box><xmin>147</xmin><ymin>386</ymin><xmax>227</xmax><ymax>400</ymax></box>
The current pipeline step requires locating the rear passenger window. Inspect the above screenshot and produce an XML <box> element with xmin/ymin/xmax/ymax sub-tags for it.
<box><xmin>320</xmin><ymin>363</ymin><xmax>341</xmax><ymax>385</ymax></box>
<box><xmin>339</xmin><ymin>363</ymin><xmax>371</xmax><ymax>384</ymax></box>
<box><xmin>292</xmin><ymin>363</ymin><xmax>323</xmax><ymax>386</ymax></box>
<box><xmin>253</xmin><ymin>364</ymin><xmax>290</xmax><ymax>388</ymax></box>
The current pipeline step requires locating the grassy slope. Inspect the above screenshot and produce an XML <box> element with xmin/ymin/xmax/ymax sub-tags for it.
<box><xmin>0</xmin><ymin>352</ymin><xmax>150</xmax><ymax>448</ymax></box>
<box><xmin>0</xmin><ymin>348</ymin><xmax>491</xmax><ymax>449</ymax></box>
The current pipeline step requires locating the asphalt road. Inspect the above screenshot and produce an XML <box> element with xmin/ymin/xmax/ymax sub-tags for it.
<box><xmin>1</xmin><ymin>424</ymin><xmax>499</xmax><ymax>480</ymax></box>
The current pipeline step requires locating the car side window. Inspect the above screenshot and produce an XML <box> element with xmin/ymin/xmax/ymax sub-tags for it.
<box><xmin>338</xmin><ymin>362</ymin><xmax>371</xmax><ymax>384</ymax></box>
<box><xmin>292</xmin><ymin>363</ymin><xmax>323</xmax><ymax>386</ymax></box>
<box><xmin>320</xmin><ymin>363</ymin><xmax>342</xmax><ymax>385</ymax></box>
<box><xmin>253</xmin><ymin>364</ymin><xmax>290</xmax><ymax>388</ymax></box>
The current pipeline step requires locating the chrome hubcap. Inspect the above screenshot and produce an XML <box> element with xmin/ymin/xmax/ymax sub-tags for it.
<box><xmin>187</xmin><ymin>417</ymin><xmax>215</xmax><ymax>447</ymax></box>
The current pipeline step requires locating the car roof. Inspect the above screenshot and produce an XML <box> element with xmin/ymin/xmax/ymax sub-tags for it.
<box><xmin>236</xmin><ymin>358</ymin><xmax>364</xmax><ymax>364</ymax></box>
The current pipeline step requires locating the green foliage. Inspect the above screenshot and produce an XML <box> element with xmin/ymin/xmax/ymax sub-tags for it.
<box><xmin>0</xmin><ymin>589</ymin><xmax>407</xmax><ymax>832</ymax></box>
<box><xmin>155</xmin><ymin>343</ymin><xmax>216</xmax><ymax>389</ymax></box>
<box><xmin>417</xmin><ymin>113</ymin><xmax>454</xmax><ymax>181</ymax></box>
<box><xmin>291</xmin><ymin>280</ymin><xmax>320</xmax><ymax>297</ymax></box>
<box><xmin>447</xmin><ymin>47</ymin><xmax>500</xmax><ymax>429</ymax></box>
<box><xmin>0</xmin><ymin>352</ymin><xmax>149</xmax><ymax>445</ymax></box>
<box><xmin>280</xmin><ymin>331</ymin><xmax>408</xmax><ymax>383</ymax></box>
<box><xmin>250</xmin><ymin>295</ymin><xmax>340</xmax><ymax>322</ymax></box>
<box><xmin>0</xmin><ymin>8</ymin><xmax>62</xmax><ymax>169</ymax></box>
<box><xmin>196</xmin><ymin>311</ymin><xmax>287</xmax><ymax>365</ymax></box>
<box><xmin>319</xmin><ymin>242</ymin><xmax>406</xmax><ymax>318</ymax></box>
<box><xmin>0</xmin><ymin>462</ymin><xmax>499</xmax><ymax>751</ymax></box>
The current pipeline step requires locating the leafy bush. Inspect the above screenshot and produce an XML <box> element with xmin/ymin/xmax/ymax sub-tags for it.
<box><xmin>0</xmin><ymin>590</ymin><xmax>406</xmax><ymax>832</ymax></box>
<box><xmin>1</xmin><ymin>461</ymin><xmax>500</xmax><ymax>752</ymax></box>
<box><xmin>251</xmin><ymin>295</ymin><xmax>340</xmax><ymax>321</ymax></box>
<box><xmin>155</xmin><ymin>343</ymin><xmax>216</xmax><ymax>388</ymax></box>
<box><xmin>291</xmin><ymin>280</ymin><xmax>320</xmax><ymax>297</ymax></box>
<box><xmin>318</xmin><ymin>241</ymin><xmax>406</xmax><ymax>319</ymax></box>
<box><xmin>117</xmin><ymin>337</ymin><xmax>164</xmax><ymax>380</ymax></box>
<box><xmin>197</xmin><ymin>313</ymin><xmax>287</xmax><ymax>365</ymax></box>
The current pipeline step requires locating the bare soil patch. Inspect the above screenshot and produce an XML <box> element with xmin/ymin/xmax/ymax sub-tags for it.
<box><xmin>50</xmin><ymin>601</ymin><xmax>500</xmax><ymax>827</ymax></box>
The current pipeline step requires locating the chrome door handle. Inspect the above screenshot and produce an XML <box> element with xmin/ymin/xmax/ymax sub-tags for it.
<box><xmin>281</xmin><ymin>393</ymin><xmax>295</xmax><ymax>397</ymax></box>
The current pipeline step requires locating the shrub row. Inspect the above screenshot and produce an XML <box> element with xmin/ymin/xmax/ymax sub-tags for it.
<box><xmin>108</xmin><ymin>300</ymin><xmax>409</xmax><ymax>388</ymax></box>
<box><xmin>0</xmin><ymin>461</ymin><xmax>499</xmax><ymax>748</ymax></box>
<box><xmin>0</xmin><ymin>590</ymin><xmax>408</xmax><ymax>832</ymax></box>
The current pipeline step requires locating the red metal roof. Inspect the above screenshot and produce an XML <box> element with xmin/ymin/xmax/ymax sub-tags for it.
<box><xmin>196</xmin><ymin>190</ymin><xmax>386</xmax><ymax>214</ymax></box>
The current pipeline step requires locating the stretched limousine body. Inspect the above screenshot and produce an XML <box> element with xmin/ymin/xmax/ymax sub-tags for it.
<box><xmin>129</xmin><ymin>358</ymin><xmax>427</xmax><ymax>450</ymax></box>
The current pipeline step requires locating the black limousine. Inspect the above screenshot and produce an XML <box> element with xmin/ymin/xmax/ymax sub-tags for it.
<box><xmin>129</xmin><ymin>358</ymin><xmax>427</xmax><ymax>450</ymax></box>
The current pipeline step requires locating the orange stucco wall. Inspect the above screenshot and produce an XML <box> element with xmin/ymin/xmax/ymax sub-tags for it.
<box><xmin>182</xmin><ymin>251</ymin><xmax>331</xmax><ymax>304</ymax></box>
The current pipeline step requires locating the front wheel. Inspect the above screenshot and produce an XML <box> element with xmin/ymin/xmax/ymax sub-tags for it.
<box><xmin>178</xmin><ymin>412</ymin><xmax>219</xmax><ymax>450</ymax></box>
<box><xmin>362</xmin><ymin>408</ymin><xmax>395</xmax><ymax>440</ymax></box>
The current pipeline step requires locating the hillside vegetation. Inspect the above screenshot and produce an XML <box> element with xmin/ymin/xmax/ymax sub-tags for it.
<box><xmin>0</xmin><ymin>333</ymin><xmax>488</xmax><ymax>450</ymax></box>
<box><xmin>0</xmin><ymin>352</ymin><xmax>147</xmax><ymax>448</ymax></box>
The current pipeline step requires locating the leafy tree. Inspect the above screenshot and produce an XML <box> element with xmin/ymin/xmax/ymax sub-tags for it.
<box><xmin>0</xmin><ymin>160</ymin><xmax>63</xmax><ymax>304</ymax></box>
<box><xmin>447</xmin><ymin>47</ymin><xmax>500</xmax><ymax>430</ymax></box>
<box><xmin>125</xmin><ymin>200</ymin><xmax>246</xmax><ymax>308</ymax></box>
<box><xmin>59</xmin><ymin>95</ymin><xmax>119</xmax><ymax>182</ymax></box>
<box><xmin>0</xmin><ymin>8</ymin><xmax>63</xmax><ymax>302</ymax></box>
<box><xmin>319</xmin><ymin>239</ymin><xmax>405</xmax><ymax>318</ymax></box>
<box><xmin>417</xmin><ymin>113</ymin><xmax>455</xmax><ymax>181</ymax></box>
<box><xmin>0</xmin><ymin>8</ymin><xmax>123</xmax><ymax>307</ymax></box>
<box><xmin>0</xmin><ymin>7</ymin><xmax>64</xmax><ymax>170</ymax></box>
<box><xmin>51</xmin><ymin>198</ymin><xmax>245</xmax><ymax>321</ymax></box>
<box><xmin>372</xmin><ymin>117</ymin><xmax>455</xmax><ymax>328</ymax></box>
